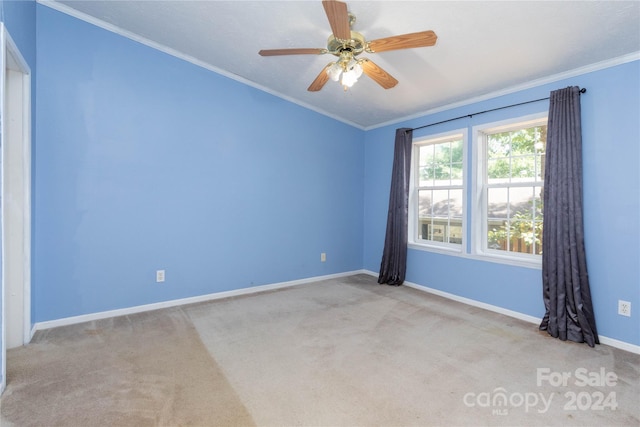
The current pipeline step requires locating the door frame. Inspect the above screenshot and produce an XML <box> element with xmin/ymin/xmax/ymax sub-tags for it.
<box><xmin>0</xmin><ymin>23</ymin><xmax>32</xmax><ymax>393</ymax></box>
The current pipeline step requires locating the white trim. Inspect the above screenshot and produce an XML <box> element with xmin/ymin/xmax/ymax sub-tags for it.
<box><xmin>367</xmin><ymin>51</ymin><xmax>640</xmax><ymax>131</ymax></box>
<box><xmin>33</xmin><ymin>270</ymin><xmax>365</xmax><ymax>332</ymax></box>
<box><xmin>4</xmin><ymin>31</ymin><xmax>31</xmax><ymax>346</ymax></box>
<box><xmin>408</xmin><ymin>242</ymin><xmax>463</xmax><ymax>257</ymax></box>
<box><xmin>0</xmin><ymin>21</ymin><xmax>5</xmax><ymax>396</ymax></box>
<box><xmin>29</xmin><ymin>268</ymin><xmax>640</xmax><ymax>355</ymax></box>
<box><xmin>362</xmin><ymin>270</ymin><xmax>640</xmax><ymax>354</ymax></box>
<box><xmin>407</xmin><ymin>245</ymin><xmax>542</xmax><ymax>270</ymax></box>
<box><xmin>21</xmin><ymin>66</ymin><xmax>31</xmax><ymax>346</ymax></box>
<box><xmin>404</xmin><ymin>276</ymin><xmax>541</xmax><ymax>325</ymax></box>
<box><xmin>362</xmin><ymin>269</ymin><xmax>544</xmax><ymax>321</ymax></box>
<box><xmin>598</xmin><ymin>336</ymin><xmax>640</xmax><ymax>355</ymax></box>
<box><xmin>0</xmin><ymin>25</ymin><xmax>32</xmax><ymax>395</ymax></box>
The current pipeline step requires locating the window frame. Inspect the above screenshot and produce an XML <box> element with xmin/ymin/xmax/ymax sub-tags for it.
<box><xmin>408</xmin><ymin>128</ymin><xmax>467</xmax><ymax>254</ymax></box>
<box><xmin>471</xmin><ymin>112</ymin><xmax>547</xmax><ymax>268</ymax></box>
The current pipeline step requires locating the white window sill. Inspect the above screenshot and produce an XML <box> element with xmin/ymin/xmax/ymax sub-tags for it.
<box><xmin>408</xmin><ymin>243</ymin><xmax>542</xmax><ymax>270</ymax></box>
<box><xmin>408</xmin><ymin>242</ymin><xmax>464</xmax><ymax>256</ymax></box>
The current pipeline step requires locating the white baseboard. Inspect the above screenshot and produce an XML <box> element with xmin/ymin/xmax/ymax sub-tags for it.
<box><xmin>32</xmin><ymin>269</ymin><xmax>640</xmax><ymax>354</ymax></box>
<box><xmin>362</xmin><ymin>270</ymin><xmax>640</xmax><ymax>354</ymax></box>
<box><xmin>404</xmin><ymin>280</ymin><xmax>542</xmax><ymax>324</ymax></box>
<box><xmin>598</xmin><ymin>336</ymin><xmax>640</xmax><ymax>354</ymax></box>
<box><xmin>33</xmin><ymin>270</ymin><xmax>365</xmax><ymax>333</ymax></box>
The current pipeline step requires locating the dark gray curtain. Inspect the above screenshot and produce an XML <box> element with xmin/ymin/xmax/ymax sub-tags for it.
<box><xmin>378</xmin><ymin>128</ymin><xmax>413</xmax><ymax>286</ymax></box>
<box><xmin>539</xmin><ymin>86</ymin><xmax>599</xmax><ymax>347</ymax></box>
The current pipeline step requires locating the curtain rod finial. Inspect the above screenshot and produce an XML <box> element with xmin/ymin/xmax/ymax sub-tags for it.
<box><xmin>579</xmin><ymin>88</ymin><xmax>586</xmax><ymax>94</ymax></box>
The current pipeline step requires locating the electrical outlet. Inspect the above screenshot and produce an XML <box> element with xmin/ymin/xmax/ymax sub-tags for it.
<box><xmin>618</xmin><ymin>300</ymin><xmax>631</xmax><ymax>317</ymax></box>
<box><xmin>321</xmin><ymin>253</ymin><xmax>326</xmax><ymax>262</ymax></box>
<box><xmin>156</xmin><ymin>270</ymin><xmax>165</xmax><ymax>283</ymax></box>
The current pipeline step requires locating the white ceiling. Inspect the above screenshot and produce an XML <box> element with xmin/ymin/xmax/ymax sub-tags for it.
<box><xmin>43</xmin><ymin>1</ymin><xmax>640</xmax><ymax>129</ymax></box>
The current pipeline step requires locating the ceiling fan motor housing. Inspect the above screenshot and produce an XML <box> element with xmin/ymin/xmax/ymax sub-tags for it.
<box><xmin>327</xmin><ymin>31</ymin><xmax>366</xmax><ymax>57</ymax></box>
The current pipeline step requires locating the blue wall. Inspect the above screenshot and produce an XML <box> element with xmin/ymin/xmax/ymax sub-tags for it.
<box><xmin>364</xmin><ymin>61</ymin><xmax>640</xmax><ymax>346</ymax></box>
<box><xmin>2</xmin><ymin>0</ymin><xmax>36</xmax><ymax>66</ymax></box>
<box><xmin>20</xmin><ymin>2</ymin><xmax>640</xmax><ymax>348</ymax></box>
<box><xmin>34</xmin><ymin>5</ymin><xmax>364</xmax><ymax>321</ymax></box>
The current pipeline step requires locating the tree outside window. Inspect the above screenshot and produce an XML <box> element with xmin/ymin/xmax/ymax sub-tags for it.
<box><xmin>485</xmin><ymin>125</ymin><xmax>546</xmax><ymax>255</ymax></box>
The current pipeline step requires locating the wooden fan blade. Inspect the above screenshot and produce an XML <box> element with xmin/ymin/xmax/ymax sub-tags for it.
<box><xmin>259</xmin><ymin>48</ymin><xmax>326</xmax><ymax>56</ymax></box>
<box><xmin>361</xmin><ymin>59</ymin><xmax>398</xmax><ymax>89</ymax></box>
<box><xmin>322</xmin><ymin>0</ymin><xmax>351</xmax><ymax>41</ymax></box>
<box><xmin>368</xmin><ymin>30</ymin><xmax>437</xmax><ymax>53</ymax></box>
<box><xmin>308</xmin><ymin>64</ymin><xmax>332</xmax><ymax>92</ymax></box>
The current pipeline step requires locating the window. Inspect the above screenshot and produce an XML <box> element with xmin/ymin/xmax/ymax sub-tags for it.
<box><xmin>408</xmin><ymin>113</ymin><xmax>547</xmax><ymax>267</ymax></box>
<box><xmin>473</xmin><ymin>114</ymin><xmax>547</xmax><ymax>264</ymax></box>
<box><xmin>409</xmin><ymin>130</ymin><xmax>466</xmax><ymax>250</ymax></box>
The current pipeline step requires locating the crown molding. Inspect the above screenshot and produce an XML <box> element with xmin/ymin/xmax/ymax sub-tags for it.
<box><xmin>36</xmin><ymin>1</ymin><xmax>639</xmax><ymax>132</ymax></box>
<box><xmin>367</xmin><ymin>51</ymin><xmax>640</xmax><ymax>131</ymax></box>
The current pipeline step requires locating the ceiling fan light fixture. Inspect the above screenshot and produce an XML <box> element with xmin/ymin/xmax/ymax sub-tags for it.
<box><xmin>327</xmin><ymin>62</ymin><xmax>342</xmax><ymax>81</ymax></box>
<box><xmin>350</xmin><ymin>60</ymin><xmax>363</xmax><ymax>78</ymax></box>
<box><xmin>340</xmin><ymin>58</ymin><xmax>363</xmax><ymax>88</ymax></box>
<box><xmin>341</xmin><ymin>69</ymin><xmax>358</xmax><ymax>88</ymax></box>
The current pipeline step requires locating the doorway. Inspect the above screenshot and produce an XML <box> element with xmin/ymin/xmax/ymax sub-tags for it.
<box><xmin>1</xmin><ymin>24</ymin><xmax>31</xmax><ymax>393</ymax></box>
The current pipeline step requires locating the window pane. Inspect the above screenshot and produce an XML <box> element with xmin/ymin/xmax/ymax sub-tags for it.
<box><xmin>488</xmin><ymin>133</ymin><xmax>510</xmax><ymax>159</ymax></box>
<box><xmin>419</xmin><ymin>165</ymin><xmax>433</xmax><ymax>186</ymax></box>
<box><xmin>418</xmin><ymin>189</ymin><xmax>432</xmax><ymax>216</ymax></box>
<box><xmin>534</xmin><ymin>186</ymin><xmax>543</xmax><ymax>217</ymax></box>
<box><xmin>509</xmin><ymin>129</ymin><xmax>536</xmax><ymax>155</ymax></box>
<box><xmin>450</xmin><ymin>139</ymin><xmax>463</xmax><ymax>161</ymax></box>
<box><xmin>512</xmin><ymin>155</ymin><xmax>536</xmax><ymax>180</ymax></box>
<box><xmin>434</xmin><ymin>143</ymin><xmax>449</xmax><ymax>164</ymax></box>
<box><xmin>532</xmin><ymin>219</ymin><xmax>543</xmax><ymax>254</ymax></box>
<box><xmin>487</xmin><ymin>187</ymin><xmax>509</xmax><ymax>220</ymax></box>
<box><xmin>416</xmin><ymin>188</ymin><xmax>462</xmax><ymax>245</ymax></box>
<box><xmin>451</xmin><ymin>162</ymin><xmax>463</xmax><ymax>185</ymax></box>
<box><xmin>508</xmin><ymin>187</ymin><xmax>535</xmax><ymax>220</ymax></box>
<box><xmin>432</xmin><ymin>189</ymin><xmax>450</xmax><ymax>219</ymax></box>
<box><xmin>433</xmin><ymin>148</ymin><xmax>451</xmax><ymax>184</ymax></box>
<box><xmin>418</xmin><ymin>189</ymin><xmax>432</xmax><ymax>240</ymax></box>
<box><xmin>536</xmin><ymin>153</ymin><xmax>545</xmax><ymax>181</ymax></box>
<box><xmin>487</xmin><ymin>125</ymin><xmax>547</xmax><ymax>185</ymax></box>
<box><xmin>483</xmin><ymin>122</ymin><xmax>546</xmax><ymax>257</ymax></box>
<box><xmin>449</xmin><ymin>224</ymin><xmax>463</xmax><ymax>244</ymax></box>
<box><xmin>429</xmin><ymin>223</ymin><xmax>445</xmax><ymax>242</ymax></box>
<box><xmin>433</xmin><ymin>166</ymin><xmax>451</xmax><ymax>186</ymax></box>
<box><xmin>418</xmin><ymin>145</ymin><xmax>434</xmax><ymax>187</ymax></box>
<box><xmin>509</xmin><ymin>220</ymin><xmax>536</xmax><ymax>254</ymax></box>
<box><xmin>449</xmin><ymin>189</ymin><xmax>463</xmax><ymax>220</ymax></box>
<box><xmin>448</xmin><ymin>189</ymin><xmax>463</xmax><ymax>244</ymax></box>
<box><xmin>487</xmin><ymin>158</ymin><xmax>511</xmax><ymax>183</ymax></box>
<box><xmin>419</xmin><ymin>144</ymin><xmax>434</xmax><ymax>165</ymax></box>
<box><xmin>534</xmin><ymin>126</ymin><xmax>546</xmax><ymax>153</ymax></box>
<box><xmin>487</xmin><ymin>186</ymin><xmax>544</xmax><ymax>254</ymax></box>
<box><xmin>487</xmin><ymin>220</ymin><xmax>508</xmax><ymax>250</ymax></box>
<box><xmin>412</xmin><ymin>134</ymin><xmax>464</xmax><ymax>248</ymax></box>
<box><xmin>487</xmin><ymin>187</ymin><xmax>509</xmax><ymax>251</ymax></box>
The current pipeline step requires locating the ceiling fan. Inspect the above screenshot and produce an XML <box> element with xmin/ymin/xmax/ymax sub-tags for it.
<box><xmin>258</xmin><ymin>0</ymin><xmax>437</xmax><ymax>92</ymax></box>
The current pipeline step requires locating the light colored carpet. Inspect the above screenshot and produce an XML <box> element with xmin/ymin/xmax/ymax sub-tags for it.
<box><xmin>1</xmin><ymin>274</ymin><xmax>638</xmax><ymax>426</ymax></box>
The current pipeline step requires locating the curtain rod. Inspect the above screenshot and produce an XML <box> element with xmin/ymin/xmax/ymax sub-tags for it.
<box><xmin>407</xmin><ymin>87</ymin><xmax>586</xmax><ymax>133</ymax></box>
